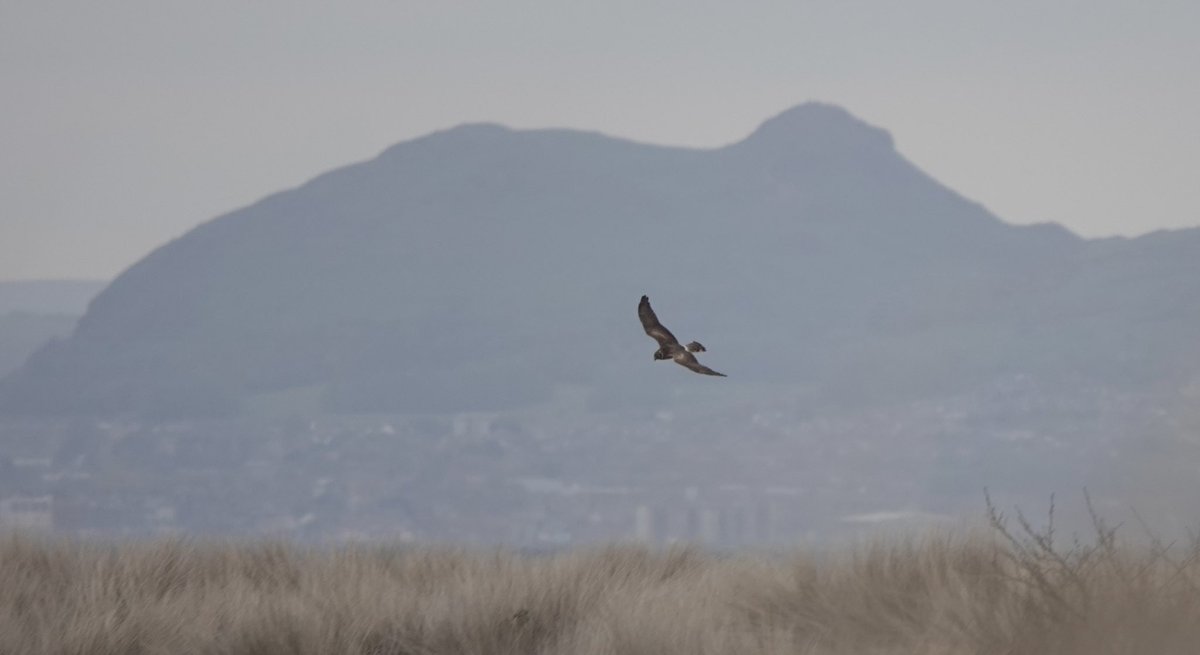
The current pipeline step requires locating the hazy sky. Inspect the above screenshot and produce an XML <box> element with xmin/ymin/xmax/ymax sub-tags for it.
<box><xmin>2</xmin><ymin>0</ymin><xmax>1197</xmax><ymax>281</ymax></box>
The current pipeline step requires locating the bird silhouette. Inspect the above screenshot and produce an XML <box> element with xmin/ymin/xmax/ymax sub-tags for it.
<box><xmin>638</xmin><ymin>295</ymin><xmax>725</xmax><ymax>377</ymax></box>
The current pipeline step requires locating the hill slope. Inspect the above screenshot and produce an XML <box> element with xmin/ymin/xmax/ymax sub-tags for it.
<box><xmin>0</xmin><ymin>279</ymin><xmax>105</xmax><ymax>379</ymax></box>
<box><xmin>2</xmin><ymin>103</ymin><xmax>1198</xmax><ymax>417</ymax></box>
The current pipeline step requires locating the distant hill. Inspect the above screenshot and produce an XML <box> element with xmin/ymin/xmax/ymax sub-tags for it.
<box><xmin>2</xmin><ymin>103</ymin><xmax>1198</xmax><ymax>418</ymax></box>
<box><xmin>0</xmin><ymin>279</ymin><xmax>106</xmax><ymax>379</ymax></box>
<box><xmin>0</xmin><ymin>280</ymin><xmax>106</xmax><ymax>316</ymax></box>
<box><xmin>0</xmin><ymin>314</ymin><xmax>79</xmax><ymax>380</ymax></box>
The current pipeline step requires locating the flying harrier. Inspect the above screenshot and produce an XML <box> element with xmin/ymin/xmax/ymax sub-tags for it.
<box><xmin>638</xmin><ymin>295</ymin><xmax>726</xmax><ymax>377</ymax></box>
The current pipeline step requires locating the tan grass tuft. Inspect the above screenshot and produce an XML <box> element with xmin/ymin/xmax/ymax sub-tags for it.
<box><xmin>2</xmin><ymin>516</ymin><xmax>1199</xmax><ymax>655</ymax></box>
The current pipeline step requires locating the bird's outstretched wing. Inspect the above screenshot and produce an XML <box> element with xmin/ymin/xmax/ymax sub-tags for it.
<box><xmin>638</xmin><ymin>295</ymin><xmax>679</xmax><ymax>347</ymax></box>
<box><xmin>673</xmin><ymin>351</ymin><xmax>726</xmax><ymax>377</ymax></box>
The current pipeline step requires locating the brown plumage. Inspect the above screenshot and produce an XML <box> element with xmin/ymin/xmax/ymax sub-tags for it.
<box><xmin>638</xmin><ymin>295</ymin><xmax>726</xmax><ymax>377</ymax></box>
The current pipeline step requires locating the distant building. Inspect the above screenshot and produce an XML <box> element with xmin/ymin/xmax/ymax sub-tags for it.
<box><xmin>0</xmin><ymin>495</ymin><xmax>53</xmax><ymax>531</ymax></box>
<box><xmin>700</xmin><ymin>509</ymin><xmax>720</xmax><ymax>543</ymax></box>
<box><xmin>634</xmin><ymin>505</ymin><xmax>653</xmax><ymax>542</ymax></box>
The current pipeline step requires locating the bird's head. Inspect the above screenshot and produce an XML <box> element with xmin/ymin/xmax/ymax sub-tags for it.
<box><xmin>653</xmin><ymin>348</ymin><xmax>668</xmax><ymax>361</ymax></box>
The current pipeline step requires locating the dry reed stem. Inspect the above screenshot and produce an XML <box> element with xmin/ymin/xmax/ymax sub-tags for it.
<box><xmin>2</xmin><ymin>520</ymin><xmax>1199</xmax><ymax>655</ymax></box>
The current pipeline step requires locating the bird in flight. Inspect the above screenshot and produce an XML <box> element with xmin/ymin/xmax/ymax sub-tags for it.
<box><xmin>638</xmin><ymin>295</ymin><xmax>726</xmax><ymax>377</ymax></box>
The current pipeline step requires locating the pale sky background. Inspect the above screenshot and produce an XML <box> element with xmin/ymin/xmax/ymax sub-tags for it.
<box><xmin>2</xmin><ymin>0</ymin><xmax>1197</xmax><ymax>281</ymax></box>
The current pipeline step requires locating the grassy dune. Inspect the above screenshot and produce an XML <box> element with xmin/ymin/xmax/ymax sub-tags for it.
<box><xmin>2</xmin><ymin>518</ymin><xmax>1199</xmax><ymax>654</ymax></box>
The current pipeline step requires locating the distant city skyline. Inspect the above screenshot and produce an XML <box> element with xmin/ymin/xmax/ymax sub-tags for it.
<box><xmin>3</xmin><ymin>0</ymin><xmax>1198</xmax><ymax>281</ymax></box>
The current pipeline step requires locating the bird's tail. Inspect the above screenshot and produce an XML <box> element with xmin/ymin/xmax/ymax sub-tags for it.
<box><xmin>685</xmin><ymin>341</ymin><xmax>706</xmax><ymax>353</ymax></box>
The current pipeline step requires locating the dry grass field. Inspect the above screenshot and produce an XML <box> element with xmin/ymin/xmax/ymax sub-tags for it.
<box><xmin>3</xmin><ymin>508</ymin><xmax>1199</xmax><ymax>654</ymax></box>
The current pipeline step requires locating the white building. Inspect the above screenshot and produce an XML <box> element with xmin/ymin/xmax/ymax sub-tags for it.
<box><xmin>0</xmin><ymin>495</ymin><xmax>54</xmax><ymax>531</ymax></box>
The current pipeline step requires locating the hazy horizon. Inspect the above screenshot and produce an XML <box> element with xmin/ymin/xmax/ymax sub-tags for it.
<box><xmin>3</xmin><ymin>1</ymin><xmax>1199</xmax><ymax>281</ymax></box>
<box><xmin>3</xmin><ymin>97</ymin><xmax>1198</xmax><ymax>543</ymax></box>
<box><xmin>3</xmin><ymin>2</ymin><xmax>1200</xmax><ymax>549</ymax></box>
